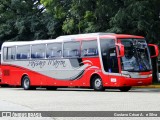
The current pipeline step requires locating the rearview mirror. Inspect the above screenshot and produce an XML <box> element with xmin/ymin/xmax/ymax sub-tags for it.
<box><xmin>148</xmin><ymin>44</ymin><xmax>159</xmax><ymax>58</ymax></box>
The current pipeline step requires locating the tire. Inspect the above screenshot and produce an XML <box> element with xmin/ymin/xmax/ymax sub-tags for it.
<box><xmin>119</xmin><ymin>87</ymin><xmax>131</xmax><ymax>92</ymax></box>
<box><xmin>92</xmin><ymin>76</ymin><xmax>105</xmax><ymax>91</ymax></box>
<box><xmin>46</xmin><ymin>87</ymin><xmax>57</xmax><ymax>90</ymax></box>
<box><xmin>22</xmin><ymin>76</ymin><xmax>36</xmax><ymax>90</ymax></box>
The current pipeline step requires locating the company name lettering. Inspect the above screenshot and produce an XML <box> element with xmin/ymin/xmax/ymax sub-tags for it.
<box><xmin>28</xmin><ymin>59</ymin><xmax>66</xmax><ymax>68</ymax></box>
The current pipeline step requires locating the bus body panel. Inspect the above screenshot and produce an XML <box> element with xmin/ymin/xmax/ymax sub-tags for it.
<box><xmin>1</xmin><ymin>64</ymin><xmax>152</xmax><ymax>87</ymax></box>
<box><xmin>1</xmin><ymin>57</ymin><xmax>102</xmax><ymax>87</ymax></box>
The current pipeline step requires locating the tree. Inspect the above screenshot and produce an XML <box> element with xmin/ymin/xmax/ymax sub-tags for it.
<box><xmin>0</xmin><ymin>0</ymin><xmax>48</xmax><ymax>44</ymax></box>
<box><xmin>41</xmin><ymin>0</ymin><xmax>72</xmax><ymax>36</ymax></box>
<box><xmin>109</xmin><ymin>0</ymin><xmax>160</xmax><ymax>44</ymax></box>
<box><xmin>61</xmin><ymin>0</ymin><xmax>124</xmax><ymax>34</ymax></box>
<box><xmin>1</xmin><ymin>0</ymin><xmax>160</xmax><ymax>44</ymax></box>
<box><xmin>41</xmin><ymin>0</ymin><xmax>123</xmax><ymax>34</ymax></box>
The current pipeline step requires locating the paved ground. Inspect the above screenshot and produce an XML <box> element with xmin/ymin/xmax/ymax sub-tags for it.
<box><xmin>0</xmin><ymin>87</ymin><xmax>160</xmax><ymax>120</ymax></box>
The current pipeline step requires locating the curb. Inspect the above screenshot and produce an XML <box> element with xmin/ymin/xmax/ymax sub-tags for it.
<box><xmin>134</xmin><ymin>85</ymin><xmax>160</xmax><ymax>88</ymax></box>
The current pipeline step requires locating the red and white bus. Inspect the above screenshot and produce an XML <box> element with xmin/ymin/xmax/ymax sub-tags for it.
<box><xmin>0</xmin><ymin>51</ymin><xmax>6</xmax><ymax>87</ymax></box>
<box><xmin>0</xmin><ymin>51</ymin><xmax>2</xmax><ymax>86</ymax></box>
<box><xmin>0</xmin><ymin>33</ymin><xmax>159</xmax><ymax>91</ymax></box>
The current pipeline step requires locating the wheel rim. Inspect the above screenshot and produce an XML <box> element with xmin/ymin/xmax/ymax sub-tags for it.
<box><xmin>23</xmin><ymin>77</ymin><xmax>29</xmax><ymax>89</ymax></box>
<box><xmin>94</xmin><ymin>78</ymin><xmax>102</xmax><ymax>88</ymax></box>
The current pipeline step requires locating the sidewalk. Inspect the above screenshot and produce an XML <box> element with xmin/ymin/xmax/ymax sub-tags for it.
<box><xmin>134</xmin><ymin>84</ymin><xmax>160</xmax><ymax>88</ymax></box>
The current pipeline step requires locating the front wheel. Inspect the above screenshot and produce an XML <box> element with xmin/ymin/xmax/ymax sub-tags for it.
<box><xmin>22</xmin><ymin>76</ymin><xmax>36</xmax><ymax>90</ymax></box>
<box><xmin>92</xmin><ymin>76</ymin><xmax>105</xmax><ymax>91</ymax></box>
<box><xmin>119</xmin><ymin>87</ymin><xmax>131</xmax><ymax>92</ymax></box>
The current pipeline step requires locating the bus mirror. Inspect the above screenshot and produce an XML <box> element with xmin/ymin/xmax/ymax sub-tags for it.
<box><xmin>148</xmin><ymin>44</ymin><xmax>159</xmax><ymax>58</ymax></box>
<box><xmin>116</xmin><ymin>44</ymin><xmax>124</xmax><ymax>57</ymax></box>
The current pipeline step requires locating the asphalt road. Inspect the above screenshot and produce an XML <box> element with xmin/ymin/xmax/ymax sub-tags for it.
<box><xmin>0</xmin><ymin>87</ymin><xmax>160</xmax><ymax>120</ymax></box>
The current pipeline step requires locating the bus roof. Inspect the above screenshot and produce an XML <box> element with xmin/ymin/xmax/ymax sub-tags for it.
<box><xmin>1</xmin><ymin>39</ymin><xmax>58</xmax><ymax>47</ymax></box>
<box><xmin>1</xmin><ymin>33</ymin><xmax>144</xmax><ymax>47</ymax></box>
<box><xmin>111</xmin><ymin>34</ymin><xmax>144</xmax><ymax>39</ymax></box>
<box><xmin>56</xmin><ymin>33</ymin><xmax>116</xmax><ymax>40</ymax></box>
<box><xmin>56</xmin><ymin>33</ymin><xmax>144</xmax><ymax>40</ymax></box>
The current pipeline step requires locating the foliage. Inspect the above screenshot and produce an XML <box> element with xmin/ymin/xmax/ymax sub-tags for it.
<box><xmin>46</xmin><ymin>0</ymin><xmax>123</xmax><ymax>34</ymax></box>
<box><xmin>109</xmin><ymin>0</ymin><xmax>160</xmax><ymax>44</ymax></box>
<box><xmin>0</xmin><ymin>0</ymin><xmax>48</xmax><ymax>45</ymax></box>
<box><xmin>0</xmin><ymin>0</ymin><xmax>160</xmax><ymax>45</ymax></box>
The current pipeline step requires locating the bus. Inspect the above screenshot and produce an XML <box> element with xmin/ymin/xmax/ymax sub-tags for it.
<box><xmin>0</xmin><ymin>33</ymin><xmax>159</xmax><ymax>91</ymax></box>
<box><xmin>0</xmin><ymin>51</ymin><xmax>2</xmax><ymax>86</ymax></box>
<box><xmin>0</xmin><ymin>51</ymin><xmax>7</xmax><ymax>87</ymax></box>
<box><xmin>0</xmin><ymin>51</ymin><xmax>6</xmax><ymax>87</ymax></box>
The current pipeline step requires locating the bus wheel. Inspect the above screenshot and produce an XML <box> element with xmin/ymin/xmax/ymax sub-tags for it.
<box><xmin>46</xmin><ymin>87</ymin><xmax>57</xmax><ymax>90</ymax></box>
<box><xmin>22</xmin><ymin>76</ymin><xmax>35</xmax><ymax>90</ymax></box>
<box><xmin>92</xmin><ymin>76</ymin><xmax>105</xmax><ymax>91</ymax></box>
<box><xmin>119</xmin><ymin>87</ymin><xmax>131</xmax><ymax>92</ymax></box>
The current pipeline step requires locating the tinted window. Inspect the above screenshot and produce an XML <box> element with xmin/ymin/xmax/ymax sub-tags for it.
<box><xmin>3</xmin><ymin>47</ymin><xmax>16</xmax><ymax>60</ymax></box>
<box><xmin>81</xmin><ymin>40</ymin><xmax>98</xmax><ymax>57</ymax></box>
<box><xmin>47</xmin><ymin>43</ymin><xmax>62</xmax><ymax>58</ymax></box>
<box><xmin>63</xmin><ymin>42</ymin><xmax>80</xmax><ymax>57</ymax></box>
<box><xmin>17</xmin><ymin>45</ymin><xmax>30</xmax><ymax>59</ymax></box>
<box><xmin>100</xmin><ymin>39</ymin><xmax>118</xmax><ymax>73</ymax></box>
<box><xmin>3</xmin><ymin>48</ymin><xmax>7</xmax><ymax>60</ymax></box>
<box><xmin>31</xmin><ymin>44</ymin><xmax>46</xmax><ymax>59</ymax></box>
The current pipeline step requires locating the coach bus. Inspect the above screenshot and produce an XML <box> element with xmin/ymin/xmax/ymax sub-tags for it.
<box><xmin>0</xmin><ymin>51</ymin><xmax>2</xmax><ymax>86</ymax></box>
<box><xmin>0</xmin><ymin>33</ymin><xmax>159</xmax><ymax>91</ymax></box>
<box><xmin>0</xmin><ymin>51</ymin><xmax>7</xmax><ymax>87</ymax></box>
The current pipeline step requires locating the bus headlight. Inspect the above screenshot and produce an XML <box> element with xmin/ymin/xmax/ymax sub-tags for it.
<box><xmin>148</xmin><ymin>74</ymin><xmax>152</xmax><ymax>77</ymax></box>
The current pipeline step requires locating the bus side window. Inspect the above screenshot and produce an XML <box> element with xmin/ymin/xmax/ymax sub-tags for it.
<box><xmin>63</xmin><ymin>42</ymin><xmax>80</xmax><ymax>58</ymax></box>
<box><xmin>87</xmin><ymin>48</ymin><xmax>98</xmax><ymax>56</ymax></box>
<box><xmin>47</xmin><ymin>43</ymin><xmax>62</xmax><ymax>58</ymax></box>
<box><xmin>17</xmin><ymin>45</ymin><xmax>30</xmax><ymax>60</ymax></box>
<box><xmin>10</xmin><ymin>47</ymin><xmax>16</xmax><ymax>60</ymax></box>
<box><xmin>3</xmin><ymin>47</ymin><xmax>7</xmax><ymax>60</ymax></box>
<box><xmin>70</xmin><ymin>49</ymin><xmax>79</xmax><ymax>57</ymax></box>
<box><xmin>81</xmin><ymin>40</ymin><xmax>98</xmax><ymax>57</ymax></box>
<box><xmin>57</xmin><ymin>50</ymin><xmax>62</xmax><ymax>57</ymax></box>
<box><xmin>31</xmin><ymin>44</ymin><xmax>46</xmax><ymax>59</ymax></box>
<box><xmin>3</xmin><ymin>47</ymin><xmax>16</xmax><ymax>61</ymax></box>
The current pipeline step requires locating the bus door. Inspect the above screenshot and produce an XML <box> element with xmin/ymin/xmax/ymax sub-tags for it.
<box><xmin>108</xmin><ymin>48</ymin><xmax>119</xmax><ymax>73</ymax></box>
<box><xmin>100</xmin><ymin>38</ymin><xmax>119</xmax><ymax>85</ymax></box>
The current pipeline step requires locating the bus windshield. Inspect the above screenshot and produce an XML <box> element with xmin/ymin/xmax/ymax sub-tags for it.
<box><xmin>120</xmin><ymin>39</ymin><xmax>152</xmax><ymax>72</ymax></box>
